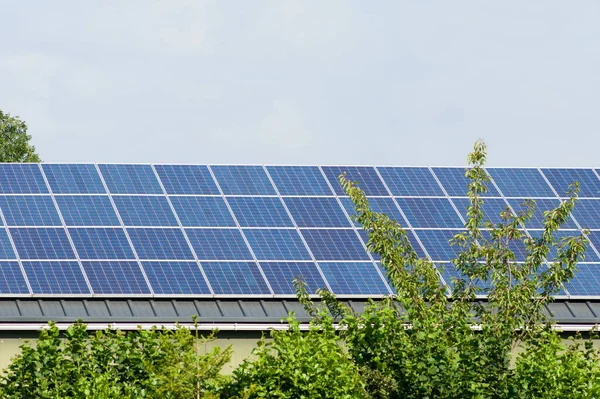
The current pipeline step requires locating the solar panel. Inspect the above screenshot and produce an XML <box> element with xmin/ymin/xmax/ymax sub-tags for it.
<box><xmin>0</xmin><ymin>164</ymin><xmax>47</xmax><ymax>194</ymax></box>
<box><xmin>69</xmin><ymin>228</ymin><xmax>135</xmax><ymax>259</ymax></box>
<box><xmin>185</xmin><ymin>229</ymin><xmax>252</xmax><ymax>260</ymax></box>
<box><xmin>2</xmin><ymin>163</ymin><xmax>600</xmax><ymax>299</ymax></box>
<box><xmin>541</xmin><ymin>168</ymin><xmax>600</xmax><ymax>198</ymax></box>
<box><xmin>487</xmin><ymin>168</ymin><xmax>555</xmax><ymax>198</ymax></box>
<box><xmin>211</xmin><ymin>166</ymin><xmax>276</xmax><ymax>195</ymax></box>
<box><xmin>569</xmin><ymin>199</ymin><xmax>600</xmax><ymax>230</ymax></box>
<box><xmin>113</xmin><ymin>196</ymin><xmax>178</xmax><ymax>227</ymax></box>
<box><xmin>0</xmin><ymin>261</ymin><xmax>29</xmax><ymax>294</ymax></box>
<box><xmin>432</xmin><ymin>167</ymin><xmax>501</xmax><ymax>197</ymax></box>
<box><xmin>284</xmin><ymin>197</ymin><xmax>351</xmax><ymax>228</ymax></box>
<box><xmin>143</xmin><ymin>261</ymin><xmax>211</xmax><ymax>295</ymax></box>
<box><xmin>507</xmin><ymin>198</ymin><xmax>579</xmax><ymax>229</ymax></box>
<box><xmin>301</xmin><ymin>229</ymin><xmax>370</xmax><ymax>261</ymax></box>
<box><xmin>414</xmin><ymin>229</ymin><xmax>463</xmax><ymax>261</ymax></box>
<box><xmin>82</xmin><ymin>261</ymin><xmax>150</xmax><ymax>294</ymax></box>
<box><xmin>339</xmin><ymin>197</ymin><xmax>406</xmax><ymax>227</ymax></box>
<box><xmin>564</xmin><ymin>264</ymin><xmax>600</xmax><ymax>296</ymax></box>
<box><xmin>170</xmin><ymin>196</ymin><xmax>235</xmax><ymax>227</ymax></box>
<box><xmin>202</xmin><ymin>262</ymin><xmax>271</xmax><ymax>295</ymax></box>
<box><xmin>451</xmin><ymin>198</ymin><xmax>513</xmax><ymax>226</ymax></box>
<box><xmin>42</xmin><ymin>164</ymin><xmax>106</xmax><ymax>194</ymax></box>
<box><xmin>23</xmin><ymin>261</ymin><xmax>90</xmax><ymax>294</ymax></box>
<box><xmin>377</xmin><ymin>167</ymin><xmax>444</xmax><ymax>196</ymax></box>
<box><xmin>266</xmin><ymin>166</ymin><xmax>333</xmax><ymax>196</ymax></box>
<box><xmin>260</xmin><ymin>261</ymin><xmax>326</xmax><ymax>295</ymax></box>
<box><xmin>99</xmin><ymin>164</ymin><xmax>163</xmax><ymax>194</ymax></box>
<box><xmin>0</xmin><ymin>196</ymin><xmax>61</xmax><ymax>226</ymax></box>
<box><xmin>244</xmin><ymin>229</ymin><xmax>311</xmax><ymax>261</ymax></box>
<box><xmin>319</xmin><ymin>262</ymin><xmax>389</xmax><ymax>295</ymax></box>
<box><xmin>127</xmin><ymin>228</ymin><xmax>194</xmax><ymax>260</ymax></box>
<box><xmin>10</xmin><ymin>228</ymin><xmax>74</xmax><ymax>260</ymax></box>
<box><xmin>321</xmin><ymin>166</ymin><xmax>388</xmax><ymax>196</ymax></box>
<box><xmin>396</xmin><ymin>198</ymin><xmax>464</xmax><ymax>228</ymax></box>
<box><xmin>227</xmin><ymin>197</ymin><xmax>293</xmax><ymax>227</ymax></box>
<box><xmin>154</xmin><ymin>165</ymin><xmax>220</xmax><ymax>195</ymax></box>
<box><xmin>56</xmin><ymin>196</ymin><xmax>120</xmax><ymax>227</ymax></box>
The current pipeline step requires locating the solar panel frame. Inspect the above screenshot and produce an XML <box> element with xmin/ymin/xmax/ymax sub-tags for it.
<box><xmin>266</xmin><ymin>166</ymin><xmax>334</xmax><ymax>196</ymax></box>
<box><xmin>0</xmin><ymin>196</ymin><xmax>62</xmax><ymax>227</ymax></box>
<box><xmin>377</xmin><ymin>167</ymin><xmax>445</xmax><ymax>197</ymax></box>
<box><xmin>42</xmin><ymin>164</ymin><xmax>107</xmax><ymax>194</ymax></box>
<box><xmin>154</xmin><ymin>164</ymin><xmax>220</xmax><ymax>195</ymax></box>
<box><xmin>321</xmin><ymin>166</ymin><xmax>389</xmax><ymax>196</ymax></box>
<box><xmin>55</xmin><ymin>196</ymin><xmax>120</xmax><ymax>227</ymax></box>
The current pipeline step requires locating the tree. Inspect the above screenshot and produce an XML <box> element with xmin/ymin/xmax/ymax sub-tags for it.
<box><xmin>0</xmin><ymin>321</ymin><xmax>231</xmax><ymax>399</ymax></box>
<box><xmin>0</xmin><ymin>109</ymin><xmax>41</xmax><ymax>162</ymax></box>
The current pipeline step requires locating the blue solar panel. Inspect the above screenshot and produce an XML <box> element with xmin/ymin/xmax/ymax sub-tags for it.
<box><xmin>396</xmin><ymin>198</ymin><xmax>464</xmax><ymax>228</ymax></box>
<box><xmin>339</xmin><ymin>197</ymin><xmax>407</xmax><ymax>228</ymax></box>
<box><xmin>301</xmin><ymin>229</ymin><xmax>370</xmax><ymax>261</ymax></box>
<box><xmin>211</xmin><ymin>166</ymin><xmax>276</xmax><ymax>195</ymax></box>
<box><xmin>377</xmin><ymin>167</ymin><xmax>444</xmax><ymax>196</ymax></box>
<box><xmin>69</xmin><ymin>228</ymin><xmax>135</xmax><ymax>259</ymax></box>
<box><xmin>439</xmin><ymin>262</ymin><xmax>489</xmax><ymax>292</ymax></box>
<box><xmin>0</xmin><ymin>196</ymin><xmax>61</xmax><ymax>226</ymax></box>
<box><xmin>82</xmin><ymin>261</ymin><xmax>150</xmax><ymax>294</ymax></box>
<box><xmin>487</xmin><ymin>168</ymin><xmax>555</xmax><ymax>198</ymax></box>
<box><xmin>284</xmin><ymin>197</ymin><xmax>351</xmax><ymax>228</ymax></box>
<box><xmin>480</xmin><ymin>230</ymin><xmax>529</xmax><ymax>262</ymax></box>
<box><xmin>170</xmin><ymin>196</ymin><xmax>235</xmax><ymax>227</ymax></box>
<box><xmin>414</xmin><ymin>229</ymin><xmax>463</xmax><ymax>261</ymax></box>
<box><xmin>321</xmin><ymin>166</ymin><xmax>388</xmax><ymax>196</ymax></box>
<box><xmin>507</xmin><ymin>199</ymin><xmax>578</xmax><ymax>230</ymax></box>
<box><xmin>267</xmin><ymin>166</ymin><xmax>333</xmax><ymax>196</ymax></box>
<box><xmin>541</xmin><ymin>168</ymin><xmax>600</xmax><ymax>198</ymax></box>
<box><xmin>154</xmin><ymin>165</ymin><xmax>220</xmax><ymax>195</ymax></box>
<box><xmin>565</xmin><ymin>264</ymin><xmax>600</xmax><ymax>296</ymax></box>
<box><xmin>0</xmin><ymin>261</ymin><xmax>29</xmax><ymax>294</ymax></box>
<box><xmin>568</xmin><ymin>199</ymin><xmax>600</xmax><ymax>230</ymax></box>
<box><xmin>0</xmin><ymin>164</ymin><xmax>47</xmax><ymax>194</ymax></box>
<box><xmin>244</xmin><ymin>229</ymin><xmax>311</xmax><ymax>261</ymax></box>
<box><xmin>432</xmin><ymin>167</ymin><xmax>501</xmax><ymax>197</ymax></box>
<box><xmin>202</xmin><ymin>262</ymin><xmax>271</xmax><ymax>295</ymax></box>
<box><xmin>228</xmin><ymin>197</ymin><xmax>293</xmax><ymax>227</ymax></box>
<box><xmin>319</xmin><ymin>262</ymin><xmax>389</xmax><ymax>295</ymax></box>
<box><xmin>10</xmin><ymin>228</ymin><xmax>74</xmax><ymax>260</ymax></box>
<box><xmin>143</xmin><ymin>261</ymin><xmax>211</xmax><ymax>295</ymax></box>
<box><xmin>99</xmin><ymin>164</ymin><xmax>163</xmax><ymax>194</ymax></box>
<box><xmin>56</xmin><ymin>196</ymin><xmax>120</xmax><ymax>227</ymax></box>
<box><xmin>0</xmin><ymin>230</ymin><xmax>16</xmax><ymax>260</ymax></box>
<box><xmin>113</xmin><ymin>196</ymin><xmax>178</xmax><ymax>227</ymax></box>
<box><xmin>23</xmin><ymin>261</ymin><xmax>90</xmax><ymax>294</ymax></box>
<box><xmin>452</xmin><ymin>198</ymin><xmax>513</xmax><ymax>227</ymax></box>
<box><xmin>42</xmin><ymin>164</ymin><xmax>106</xmax><ymax>194</ymax></box>
<box><xmin>576</xmin><ymin>232</ymin><xmax>600</xmax><ymax>262</ymax></box>
<box><xmin>186</xmin><ymin>229</ymin><xmax>252</xmax><ymax>260</ymax></box>
<box><xmin>127</xmin><ymin>228</ymin><xmax>194</xmax><ymax>260</ymax></box>
<box><xmin>260</xmin><ymin>262</ymin><xmax>326</xmax><ymax>295</ymax></box>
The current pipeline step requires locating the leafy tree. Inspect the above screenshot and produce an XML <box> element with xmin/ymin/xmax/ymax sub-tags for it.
<box><xmin>0</xmin><ymin>110</ymin><xmax>41</xmax><ymax>162</ymax></box>
<box><xmin>0</xmin><ymin>320</ymin><xmax>231</xmax><ymax>399</ymax></box>
<box><xmin>331</xmin><ymin>139</ymin><xmax>597</xmax><ymax>398</ymax></box>
<box><xmin>223</xmin><ymin>285</ymin><xmax>368</xmax><ymax>399</ymax></box>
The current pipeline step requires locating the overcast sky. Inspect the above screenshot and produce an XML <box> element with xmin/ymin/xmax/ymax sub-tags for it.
<box><xmin>2</xmin><ymin>1</ymin><xmax>599</xmax><ymax>166</ymax></box>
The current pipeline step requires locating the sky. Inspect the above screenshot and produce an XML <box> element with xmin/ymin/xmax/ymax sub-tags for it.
<box><xmin>1</xmin><ymin>1</ymin><xmax>599</xmax><ymax>166</ymax></box>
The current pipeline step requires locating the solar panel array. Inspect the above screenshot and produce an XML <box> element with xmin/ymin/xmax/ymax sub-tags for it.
<box><xmin>0</xmin><ymin>164</ymin><xmax>599</xmax><ymax>298</ymax></box>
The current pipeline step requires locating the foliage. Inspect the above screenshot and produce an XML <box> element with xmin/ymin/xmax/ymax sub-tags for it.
<box><xmin>329</xmin><ymin>139</ymin><xmax>599</xmax><ymax>398</ymax></box>
<box><xmin>0</xmin><ymin>109</ymin><xmax>41</xmax><ymax>162</ymax></box>
<box><xmin>0</xmin><ymin>320</ymin><xmax>231</xmax><ymax>399</ymax></box>
<box><xmin>223</xmin><ymin>283</ymin><xmax>367</xmax><ymax>399</ymax></box>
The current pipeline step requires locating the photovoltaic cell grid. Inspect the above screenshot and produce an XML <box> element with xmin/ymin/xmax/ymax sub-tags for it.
<box><xmin>0</xmin><ymin>164</ymin><xmax>600</xmax><ymax>297</ymax></box>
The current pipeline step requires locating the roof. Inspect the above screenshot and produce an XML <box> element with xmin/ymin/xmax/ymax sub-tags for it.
<box><xmin>0</xmin><ymin>298</ymin><xmax>598</xmax><ymax>331</ymax></box>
